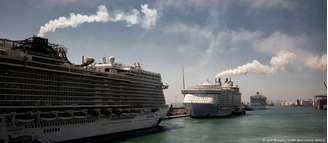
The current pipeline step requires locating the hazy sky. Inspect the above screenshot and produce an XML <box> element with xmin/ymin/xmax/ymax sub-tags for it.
<box><xmin>0</xmin><ymin>0</ymin><xmax>326</xmax><ymax>103</ymax></box>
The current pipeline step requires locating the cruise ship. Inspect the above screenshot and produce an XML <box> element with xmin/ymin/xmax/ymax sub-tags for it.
<box><xmin>250</xmin><ymin>92</ymin><xmax>267</xmax><ymax>110</ymax></box>
<box><xmin>182</xmin><ymin>78</ymin><xmax>242</xmax><ymax>118</ymax></box>
<box><xmin>0</xmin><ymin>36</ymin><xmax>168</xmax><ymax>143</ymax></box>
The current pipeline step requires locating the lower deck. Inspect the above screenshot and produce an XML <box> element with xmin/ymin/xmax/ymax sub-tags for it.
<box><xmin>1</xmin><ymin>111</ymin><xmax>161</xmax><ymax>143</ymax></box>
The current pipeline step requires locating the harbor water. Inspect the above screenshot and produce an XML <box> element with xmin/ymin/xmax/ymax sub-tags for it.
<box><xmin>98</xmin><ymin>106</ymin><xmax>326</xmax><ymax>143</ymax></box>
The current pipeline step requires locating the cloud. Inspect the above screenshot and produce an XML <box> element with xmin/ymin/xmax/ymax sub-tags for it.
<box><xmin>254</xmin><ymin>32</ymin><xmax>309</xmax><ymax>54</ymax></box>
<box><xmin>243</xmin><ymin>0</ymin><xmax>292</xmax><ymax>10</ymax></box>
<box><xmin>164</xmin><ymin>24</ymin><xmax>261</xmax><ymax>65</ymax></box>
<box><xmin>38</xmin><ymin>4</ymin><xmax>158</xmax><ymax>37</ymax></box>
<box><xmin>216</xmin><ymin>50</ymin><xmax>296</xmax><ymax>77</ymax></box>
<box><xmin>154</xmin><ymin>0</ymin><xmax>292</xmax><ymax>13</ymax></box>
<box><xmin>304</xmin><ymin>54</ymin><xmax>327</xmax><ymax>71</ymax></box>
<box><xmin>164</xmin><ymin>22</ymin><xmax>324</xmax><ymax>77</ymax></box>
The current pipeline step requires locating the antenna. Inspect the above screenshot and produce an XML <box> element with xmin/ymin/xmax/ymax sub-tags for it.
<box><xmin>324</xmin><ymin>81</ymin><xmax>327</xmax><ymax>89</ymax></box>
<box><xmin>182</xmin><ymin>65</ymin><xmax>185</xmax><ymax>89</ymax></box>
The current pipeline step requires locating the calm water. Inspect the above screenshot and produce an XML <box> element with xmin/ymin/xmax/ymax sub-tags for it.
<box><xmin>91</xmin><ymin>107</ymin><xmax>326</xmax><ymax>143</ymax></box>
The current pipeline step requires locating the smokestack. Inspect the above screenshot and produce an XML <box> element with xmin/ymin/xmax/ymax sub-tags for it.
<box><xmin>324</xmin><ymin>81</ymin><xmax>327</xmax><ymax>89</ymax></box>
<box><xmin>37</xmin><ymin>4</ymin><xmax>158</xmax><ymax>37</ymax></box>
<box><xmin>182</xmin><ymin>65</ymin><xmax>185</xmax><ymax>89</ymax></box>
<box><xmin>82</xmin><ymin>56</ymin><xmax>85</xmax><ymax>64</ymax></box>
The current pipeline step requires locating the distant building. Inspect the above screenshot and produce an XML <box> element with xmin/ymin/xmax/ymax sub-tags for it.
<box><xmin>280</xmin><ymin>101</ymin><xmax>296</xmax><ymax>106</ymax></box>
<box><xmin>314</xmin><ymin>95</ymin><xmax>327</xmax><ymax>110</ymax></box>
<box><xmin>301</xmin><ymin>99</ymin><xmax>313</xmax><ymax>107</ymax></box>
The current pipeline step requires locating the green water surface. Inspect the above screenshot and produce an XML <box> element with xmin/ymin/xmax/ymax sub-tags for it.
<box><xmin>101</xmin><ymin>107</ymin><xmax>326</xmax><ymax>143</ymax></box>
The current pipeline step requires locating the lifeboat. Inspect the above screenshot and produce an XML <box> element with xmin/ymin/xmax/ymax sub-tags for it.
<box><xmin>88</xmin><ymin>109</ymin><xmax>100</xmax><ymax>117</ymax></box>
<box><xmin>121</xmin><ymin>113</ymin><xmax>137</xmax><ymax>118</ymax></box>
<box><xmin>40</xmin><ymin>112</ymin><xmax>57</xmax><ymax>121</ymax></box>
<box><xmin>131</xmin><ymin>108</ymin><xmax>142</xmax><ymax>113</ymax></box>
<box><xmin>15</xmin><ymin>112</ymin><xmax>35</xmax><ymax>123</ymax></box>
<box><xmin>73</xmin><ymin>111</ymin><xmax>87</xmax><ymax>119</ymax></box>
<box><xmin>100</xmin><ymin>108</ymin><xmax>112</xmax><ymax>116</ymax></box>
<box><xmin>121</xmin><ymin>108</ymin><xmax>131</xmax><ymax>113</ymax></box>
<box><xmin>112</xmin><ymin>108</ymin><xmax>123</xmax><ymax>114</ymax></box>
<box><xmin>57</xmin><ymin>111</ymin><xmax>73</xmax><ymax>120</ymax></box>
<box><xmin>143</xmin><ymin>109</ymin><xmax>151</xmax><ymax>113</ymax></box>
<box><xmin>151</xmin><ymin>108</ymin><xmax>159</xmax><ymax>112</ymax></box>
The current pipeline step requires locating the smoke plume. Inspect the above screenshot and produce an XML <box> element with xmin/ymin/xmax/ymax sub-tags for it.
<box><xmin>216</xmin><ymin>51</ymin><xmax>296</xmax><ymax>77</ymax></box>
<box><xmin>216</xmin><ymin>60</ymin><xmax>272</xmax><ymax>76</ymax></box>
<box><xmin>270</xmin><ymin>50</ymin><xmax>297</xmax><ymax>71</ymax></box>
<box><xmin>38</xmin><ymin>4</ymin><xmax>157</xmax><ymax>37</ymax></box>
<box><xmin>304</xmin><ymin>54</ymin><xmax>327</xmax><ymax>71</ymax></box>
<box><xmin>140</xmin><ymin>4</ymin><xmax>158</xmax><ymax>29</ymax></box>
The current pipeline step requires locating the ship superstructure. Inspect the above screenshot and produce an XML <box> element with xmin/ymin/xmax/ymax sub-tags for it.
<box><xmin>250</xmin><ymin>92</ymin><xmax>267</xmax><ymax>110</ymax></box>
<box><xmin>182</xmin><ymin>78</ymin><xmax>241</xmax><ymax>117</ymax></box>
<box><xmin>0</xmin><ymin>37</ymin><xmax>167</xmax><ymax>143</ymax></box>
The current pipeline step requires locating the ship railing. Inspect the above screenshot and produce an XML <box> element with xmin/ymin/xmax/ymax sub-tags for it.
<box><xmin>98</xmin><ymin>62</ymin><xmax>160</xmax><ymax>75</ymax></box>
<box><xmin>181</xmin><ymin>89</ymin><xmax>224</xmax><ymax>94</ymax></box>
<box><xmin>0</xmin><ymin>39</ymin><xmax>24</xmax><ymax>58</ymax></box>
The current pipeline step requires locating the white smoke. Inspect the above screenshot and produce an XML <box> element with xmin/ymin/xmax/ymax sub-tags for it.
<box><xmin>111</xmin><ymin>9</ymin><xmax>140</xmax><ymax>26</ymax></box>
<box><xmin>141</xmin><ymin>4</ymin><xmax>158</xmax><ymax>29</ymax></box>
<box><xmin>270</xmin><ymin>51</ymin><xmax>296</xmax><ymax>71</ymax></box>
<box><xmin>37</xmin><ymin>4</ymin><xmax>157</xmax><ymax>37</ymax></box>
<box><xmin>216</xmin><ymin>60</ymin><xmax>272</xmax><ymax>77</ymax></box>
<box><xmin>216</xmin><ymin>51</ymin><xmax>296</xmax><ymax>77</ymax></box>
<box><xmin>304</xmin><ymin>54</ymin><xmax>327</xmax><ymax>71</ymax></box>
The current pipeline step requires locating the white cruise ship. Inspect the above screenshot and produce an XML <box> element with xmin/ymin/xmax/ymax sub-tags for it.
<box><xmin>250</xmin><ymin>92</ymin><xmax>267</xmax><ymax>110</ymax></box>
<box><xmin>181</xmin><ymin>78</ymin><xmax>242</xmax><ymax>118</ymax></box>
<box><xmin>0</xmin><ymin>37</ymin><xmax>168</xmax><ymax>143</ymax></box>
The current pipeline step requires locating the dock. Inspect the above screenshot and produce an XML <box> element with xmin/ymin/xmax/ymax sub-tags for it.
<box><xmin>165</xmin><ymin>114</ymin><xmax>189</xmax><ymax>119</ymax></box>
<box><xmin>165</xmin><ymin>103</ymin><xmax>190</xmax><ymax>119</ymax></box>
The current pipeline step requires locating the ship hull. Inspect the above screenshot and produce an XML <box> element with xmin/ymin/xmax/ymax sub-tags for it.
<box><xmin>250</xmin><ymin>105</ymin><xmax>267</xmax><ymax>110</ymax></box>
<box><xmin>183</xmin><ymin>92</ymin><xmax>240</xmax><ymax>118</ymax></box>
<box><xmin>3</xmin><ymin>112</ymin><xmax>161</xmax><ymax>143</ymax></box>
<box><xmin>188</xmin><ymin>103</ymin><xmax>232</xmax><ymax>118</ymax></box>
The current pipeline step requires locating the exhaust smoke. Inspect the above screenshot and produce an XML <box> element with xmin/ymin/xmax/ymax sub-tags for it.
<box><xmin>216</xmin><ymin>51</ymin><xmax>296</xmax><ymax>77</ymax></box>
<box><xmin>37</xmin><ymin>4</ymin><xmax>157</xmax><ymax>37</ymax></box>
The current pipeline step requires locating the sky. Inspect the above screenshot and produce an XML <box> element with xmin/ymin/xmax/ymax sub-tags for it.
<box><xmin>0</xmin><ymin>0</ymin><xmax>326</xmax><ymax>103</ymax></box>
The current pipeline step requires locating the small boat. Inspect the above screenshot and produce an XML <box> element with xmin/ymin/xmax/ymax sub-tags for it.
<box><xmin>244</xmin><ymin>105</ymin><xmax>254</xmax><ymax>111</ymax></box>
